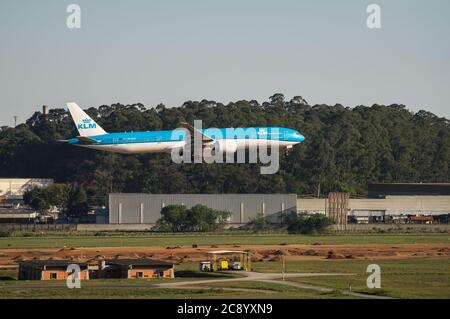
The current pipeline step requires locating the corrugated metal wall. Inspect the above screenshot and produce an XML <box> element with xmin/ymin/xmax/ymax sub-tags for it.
<box><xmin>109</xmin><ymin>194</ymin><xmax>297</xmax><ymax>224</ymax></box>
<box><xmin>297</xmin><ymin>196</ymin><xmax>450</xmax><ymax>216</ymax></box>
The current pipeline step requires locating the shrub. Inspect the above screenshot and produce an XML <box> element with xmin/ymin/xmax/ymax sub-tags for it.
<box><xmin>285</xmin><ymin>212</ymin><xmax>334</xmax><ymax>234</ymax></box>
<box><xmin>244</xmin><ymin>213</ymin><xmax>274</xmax><ymax>231</ymax></box>
<box><xmin>0</xmin><ymin>230</ymin><xmax>12</xmax><ymax>237</ymax></box>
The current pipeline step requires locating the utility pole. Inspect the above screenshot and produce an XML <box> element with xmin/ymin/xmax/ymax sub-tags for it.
<box><xmin>13</xmin><ymin>116</ymin><xmax>18</xmax><ymax>128</ymax></box>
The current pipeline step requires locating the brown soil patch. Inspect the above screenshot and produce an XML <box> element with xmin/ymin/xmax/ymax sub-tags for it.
<box><xmin>0</xmin><ymin>243</ymin><xmax>449</xmax><ymax>267</ymax></box>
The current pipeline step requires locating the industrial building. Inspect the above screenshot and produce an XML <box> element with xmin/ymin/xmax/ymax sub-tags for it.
<box><xmin>298</xmin><ymin>183</ymin><xmax>450</xmax><ymax>223</ymax></box>
<box><xmin>297</xmin><ymin>196</ymin><xmax>450</xmax><ymax>223</ymax></box>
<box><xmin>0</xmin><ymin>208</ymin><xmax>37</xmax><ymax>223</ymax></box>
<box><xmin>109</xmin><ymin>193</ymin><xmax>297</xmax><ymax>225</ymax></box>
<box><xmin>0</xmin><ymin>178</ymin><xmax>54</xmax><ymax>224</ymax></box>
<box><xmin>0</xmin><ymin>178</ymin><xmax>53</xmax><ymax>203</ymax></box>
<box><xmin>106</xmin><ymin>184</ymin><xmax>450</xmax><ymax>226</ymax></box>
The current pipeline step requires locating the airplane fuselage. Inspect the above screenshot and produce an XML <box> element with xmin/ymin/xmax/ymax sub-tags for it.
<box><xmin>65</xmin><ymin>102</ymin><xmax>305</xmax><ymax>155</ymax></box>
<box><xmin>67</xmin><ymin>127</ymin><xmax>305</xmax><ymax>154</ymax></box>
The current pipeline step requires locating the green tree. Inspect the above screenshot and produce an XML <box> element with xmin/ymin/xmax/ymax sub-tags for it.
<box><xmin>23</xmin><ymin>187</ymin><xmax>51</xmax><ymax>213</ymax></box>
<box><xmin>160</xmin><ymin>205</ymin><xmax>187</xmax><ymax>232</ymax></box>
<box><xmin>157</xmin><ymin>204</ymin><xmax>230</xmax><ymax>232</ymax></box>
<box><xmin>65</xmin><ymin>184</ymin><xmax>89</xmax><ymax>217</ymax></box>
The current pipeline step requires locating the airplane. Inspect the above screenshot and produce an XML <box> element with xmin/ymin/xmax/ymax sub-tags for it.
<box><xmin>64</xmin><ymin>102</ymin><xmax>305</xmax><ymax>155</ymax></box>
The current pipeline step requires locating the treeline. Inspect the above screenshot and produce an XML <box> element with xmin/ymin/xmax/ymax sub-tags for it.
<box><xmin>0</xmin><ymin>93</ymin><xmax>449</xmax><ymax>205</ymax></box>
<box><xmin>154</xmin><ymin>205</ymin><xmax>333</xmax><ymax>234</ymax></box>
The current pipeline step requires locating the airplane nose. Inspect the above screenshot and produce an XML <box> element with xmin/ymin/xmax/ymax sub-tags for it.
<box><xmin>294</xmin><ymin>131</ymin><xmax>305</xmax><ymax>142</ymax></box>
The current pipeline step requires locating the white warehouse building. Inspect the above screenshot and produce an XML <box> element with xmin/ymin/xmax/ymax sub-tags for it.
<box><xmin>297</xmin><ymin>196</ymin><xmax>450</xmax><ymax>223</ymax></box>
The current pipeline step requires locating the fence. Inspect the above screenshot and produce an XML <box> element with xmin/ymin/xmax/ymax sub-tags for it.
<box><xmin>0</xmin><ymin>223</ymin><xmax>77</xmax><ymax>231</ymax></box>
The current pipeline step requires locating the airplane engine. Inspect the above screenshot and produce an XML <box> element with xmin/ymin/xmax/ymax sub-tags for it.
<box><xmin>204</xmin><ymin>140</ymin><xmax>238</xmax><ymax>156</ymax></box>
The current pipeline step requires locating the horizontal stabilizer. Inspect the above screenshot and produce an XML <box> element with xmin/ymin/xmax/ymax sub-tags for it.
<box><xmin>77</xmin><ymin>136</ymin><xmax>100</xmax><ymax>143</ymax></box>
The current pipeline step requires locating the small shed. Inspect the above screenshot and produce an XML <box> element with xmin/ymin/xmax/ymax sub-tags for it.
<box><xmin>202</xmin><ymin>250</ymin><xmax>251</xmax><ymax>272</ymax></box>
<box><xmin>18</xmin><ymin>260</ymin><xmax>89</xmax><ymax>280</ymax></box>
<box><xmin>103</xmin><ymin>259</ymin><xmax>175</xmax><ymax>279</ymax></box>
<box><xmin>409</xmin><ymin>216</ymin><xmax>433</xmax><ymax>224</ymax></box>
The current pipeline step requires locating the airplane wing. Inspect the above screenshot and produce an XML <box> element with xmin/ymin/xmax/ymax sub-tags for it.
<box><xmin>179</xmin><ymin>122</ymin><xmax>214</xmax><ymax>143</ymax></box>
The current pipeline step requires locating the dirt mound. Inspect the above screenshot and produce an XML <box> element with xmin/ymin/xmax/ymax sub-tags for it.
<box><xmin>303</xmin><ymin>249</ymin><xmax>319</xmax><ymax>256</ymax></box>
<box><xmin>250</xmin><ymin>252</ymin><xmax>264</xmax><ymax>262</ymax></box>
<box><xmin>268</xmin><ymin>249</ymin><xmax>289</xmax><ymax>256</ymax></box>
<box><xmin>380</xmin><ymin>251</ymin><xmax>398</xmax><ymax>256</ymax></box>
<box><xmin>326</xmin><ymin>251</ymin><xmax>345</xmax><ymax>259</ymax></box>
<box><xmin>2</xmin><ymin>242</ymin><xmax>449</xmax><ymax>267</ymax></box>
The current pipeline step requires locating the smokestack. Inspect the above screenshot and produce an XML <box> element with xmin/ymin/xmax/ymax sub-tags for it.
<box><xmin>42</xmin><ymin>105</ymin><xmax>49</xmax><ymax>117</ymax></box>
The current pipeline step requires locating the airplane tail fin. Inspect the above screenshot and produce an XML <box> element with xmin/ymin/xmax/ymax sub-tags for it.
<box><xmin>67</xmin><ymin>102</ymin><xmax>107</xmax><ymax>137</ymax></box>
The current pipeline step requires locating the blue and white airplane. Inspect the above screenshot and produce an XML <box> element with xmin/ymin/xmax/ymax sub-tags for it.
<box><xmin>65</xmin><ymin>102</ymin><xmax>305</xmax><ymax>154</ymax></box>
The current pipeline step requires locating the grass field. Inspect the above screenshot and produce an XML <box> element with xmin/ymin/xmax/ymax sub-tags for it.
<box><xmin>1</xmin><ymin>258</ymin><xmax>448</xmax><ymax>298</ymax></box>
<box><xmin>253</xmin><ymin>259</ymin><xmax>450</xmax><ymax>298</ymax></box>
<box><xmin>179</xmin><ymin>258</ymin><xmax>450</xmax><ymax>299</ymax></box>
<box><xmin>0</xmin><ymin>285</ymin><xmax>347</xmax><ymax>299</ymax></box>
<box><xmin>0</xmin><ymin>233</ymin><xmax>448</xmax><ymax>299</ymax></box>
<box><xmin>1</xmin><ymin>233</ymin><xmax>449</xmax><ymax>249</ymax></box>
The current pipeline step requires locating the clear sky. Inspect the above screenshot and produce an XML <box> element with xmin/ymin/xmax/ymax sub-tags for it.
<box><xmin>1</xmin><ymin>0</ymin><xmax>449</xmax><ymax>126</ymax></box>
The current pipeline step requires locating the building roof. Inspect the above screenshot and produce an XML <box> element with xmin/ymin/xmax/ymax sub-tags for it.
<box><xmin>18</xmin><ymin>260</ymin><xmax>87</xmax><ymax>268</ymax></box>
<box><xmin>0</xmin><ymin>208</ymin><xmax>37</xmax><ymax>218</ymax></box>
<box><xmin>207</xmin><ymin>250</ymin><xmax>250</xmax><ymax>255</ymax></box>
<box><xmin>410</xmin><ymin>216</ymin><xmax>433</xmax><ymax>221</ymax></box>
<box><xmin>368</xmin><ymin>183</ymin><xmax>450</xmax><ymax>197</ymax></box>
<box><xmin>106</xmin><ymin>259</ymin><xmax>173</xmax><ymax>267</ymax></box>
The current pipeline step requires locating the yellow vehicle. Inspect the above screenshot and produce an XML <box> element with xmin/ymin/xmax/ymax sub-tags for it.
<box><xmin>219</xmin><ymin>260</ymin><xmax>229</xmax><ymax>270</ymax></box>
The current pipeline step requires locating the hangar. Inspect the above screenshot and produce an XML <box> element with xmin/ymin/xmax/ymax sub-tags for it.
<box><xmin>108</xmin><ymin>193</ymin><xmax>297</xmax><ymax>225</ymax></box>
